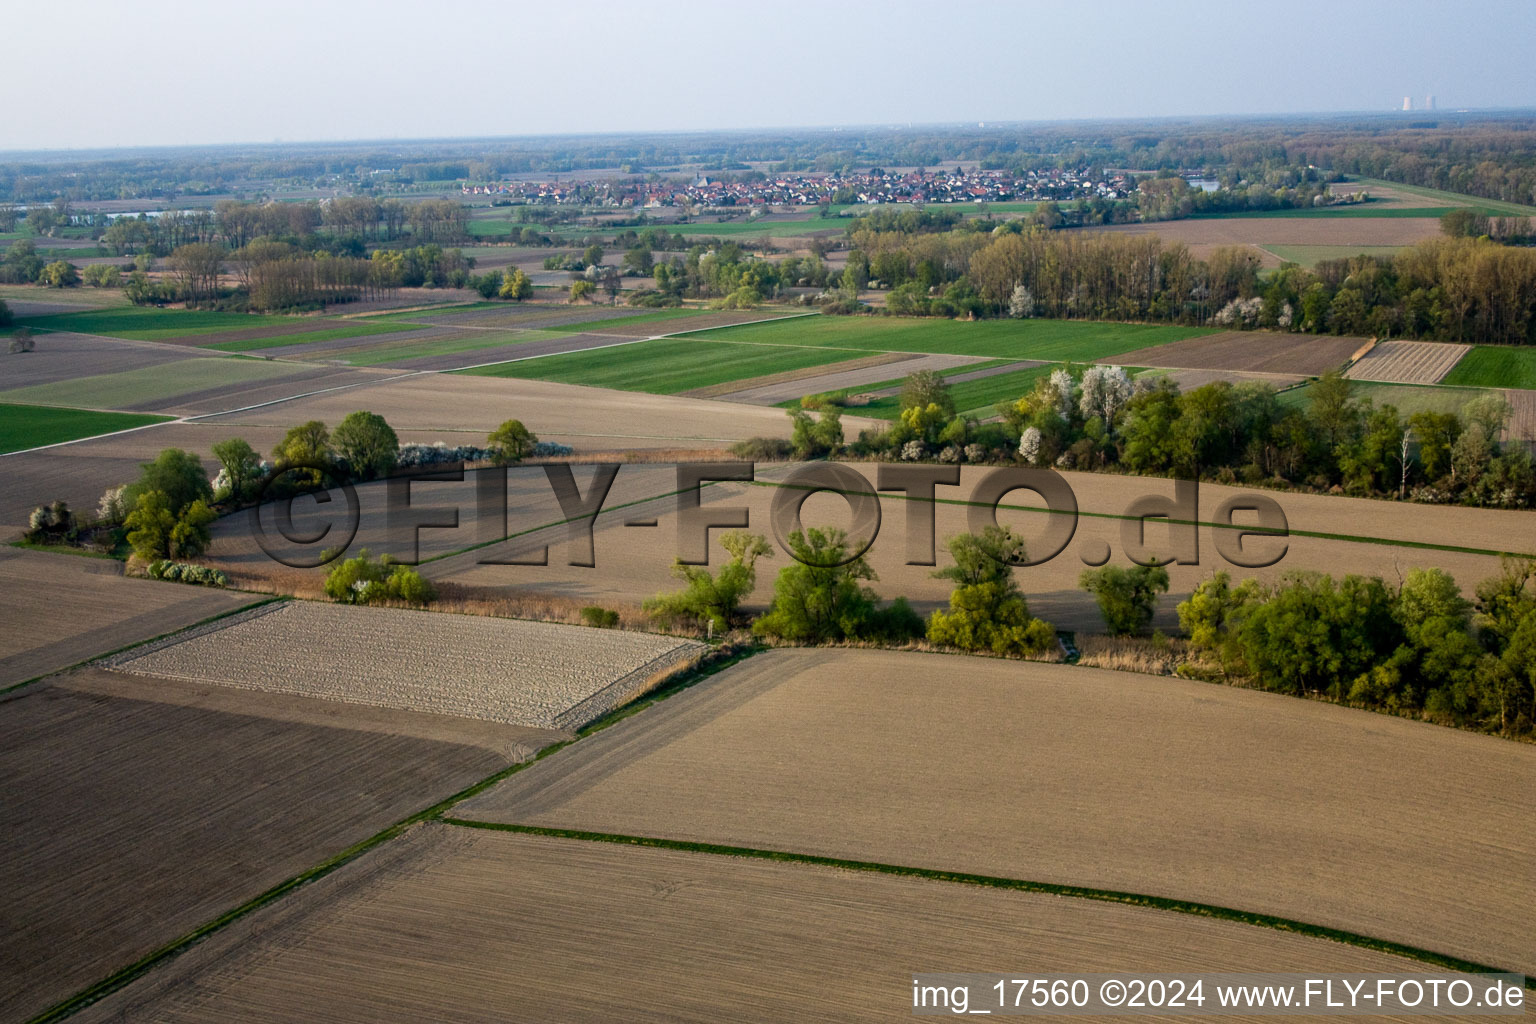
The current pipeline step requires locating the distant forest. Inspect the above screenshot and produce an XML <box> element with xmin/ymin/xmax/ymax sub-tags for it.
<box><xmin>2</xmin><ymin>113</ymin><xmax>1535</xmax><ymax>207</ymax></box>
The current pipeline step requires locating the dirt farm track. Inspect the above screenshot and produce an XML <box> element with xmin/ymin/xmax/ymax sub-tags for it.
<box><xmin>460</xmin><ymin>649</ymin><xmax>1536</xmax><ymax>977</ymax></box>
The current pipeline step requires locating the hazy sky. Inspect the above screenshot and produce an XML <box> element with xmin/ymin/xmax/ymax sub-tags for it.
<box><xmin>8</xmin><ymin>0</ymin><xmax>1535</xmax><ymax>151</ymax></box>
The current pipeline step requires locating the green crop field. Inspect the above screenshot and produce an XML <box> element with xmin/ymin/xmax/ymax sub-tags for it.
<box><xmin>338</xmin><ymin>330</ymin><xmax>563</xmax><ymax>366</ymax></box>
<box><xmin>1351</xmin><ymin>178</ymin><xmax>1536</xmax><ymax>217</ymax></box>
<box><xmin>1260</xmin><ymin>244</ymin><xmax>1407</xmax><ymax>268</ymax></box>
<box><xmin>1280</xmin><ymin>380</ymin><xmax>1488</xmax><ymax>417</ymax></box>
<box><xmin>200</xmin><ymin>321</ymin><xmax>425</xmax><ymax>352</ymax></box>
<box><xmin>670</xmin><ymin>215</ymin><xmax>850</xmax><ymax>237</ymax></box>
<box><xmin>460</xmin><ymin>336</ymin><xmax>864</xmax><ymax>394</ymax></box>
<box><xmin>687</xmin><ymin>314</ymin><xmax>1208</xmax><ymax>361</ymax></box>
<box><xmin>0</xmin><ymin>357</ymin><xmax>306</xmax><ymax>410</ymax></box>
<box><xmin>541</xmin><ymin>308</ymin><xmax>721</xmax><ymax>333</ymax></box>
<box><xmin>1440</xmin><ymin>346</ymin><xmax>1536</xmax><ymax>390</ymax></box>
<box><xmin>18</xmin><ymin>306</ymin><xmax>301</xmax><ymax>341</ymax></box>
<box><xmin>855</xmin><ymin>365</ymin><xmax>1059</xmax><ymax>420</ymax></box>
<box><xmin>0</xmin><ymin>403</ymin><xmax>172</xmax><ymax>454</ymax></box>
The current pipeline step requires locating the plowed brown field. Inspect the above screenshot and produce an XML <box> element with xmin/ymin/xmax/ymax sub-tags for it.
<box><xmin>0</xmin><ymin>668</ymin><xmax>559</xmax><ymax>1023</ymax></box>
<box><xmin>458</xmin><ymin>648</ymin><xmax>1536</xmax><ymax>976</ymax></box>
<box><xmin>73</xmin><ymin>824</ymin><xmax>1480</xmax><ymax>1024</ymax></box>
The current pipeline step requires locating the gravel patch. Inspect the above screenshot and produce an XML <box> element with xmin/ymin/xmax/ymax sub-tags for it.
<box><xmin>105</xmin><ymin>601</ymin><xmax>704</xmax><ymax>729</ymax></box>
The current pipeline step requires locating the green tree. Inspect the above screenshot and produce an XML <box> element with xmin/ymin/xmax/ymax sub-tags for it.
<box><xmin>582</xmin><ymin>244</ymin><xmax>604</xmax><ymax>267</ymax></box>
<box><xmin>0</xmin><ymin>298</ymin><xmax>10</xmax><ymax>326</ymax></box>
<box><xmin>81</xmin><ymin>263</ymin><xmax>121</xmax><ymax>288</ymax></box>
<box><xmin>498</xmin><ymin>268</ymin><xmax>533</xmax><ymax>301</ymax></box>
<box><xmin>332</xmin><ymin>410</ymin><xmax>399</xmax><ymax>480</ymax></box>
<box><xmin>926</xmin><ymin>527</ymin><xmax>1055</xmax><ymax>656</ymax></box>
<box><xmin>39</xmin><ymin>261</ymin><xmax>80</xmax><ymax>288</ymax></box>
<box><xmin>569</xmin><ymin>279</ymin><xmax>595</xmax><ymax>303</ymax></box>
<box><xmin>753</xmin><ymin>527</ymin><xmax>879</xmax><ymax>643</ymax></box>
<box><xmin>1079</xmin><ymin>563</ymin><xmax>1171</xmax><ymax>636</ymax></box>
<box><xmin>1235</xmin><ymin>573</ymin><xmax>1400</xmax><ymax>698</ymax></box>
<box><xmin>125</xmin><ymin>449</ymin><xmax>213</xmax><ymax>515</ymax></box>
<box><xmin>211</xmin><ymin>438</ymin><xmax>262</xmax><ymax>502</ymax></box>
<box><xmin>644</xmin><ymin>530</ymin><xmax>772</xmax><ymax>633</ymax></box>
<box><xmin>898</xmin><ymin>370</ymin><xmax>956</xmax><ymax>418</ymax></box>
<box><xmin>1308</xmin><ymin>370</ymin><xmax>1359</xmax><ymax>451</ymax></box>
<box><xmin>1176</xmin><ymin>572</ymin><xmax>1263</xmax><ymax>680</ymax></box>
<box><xmin>125</xmin><ymin>492</ymin><xmax>216</xmax><ymax>560</ymax></box>
<box><xmin>487</xmin><ymin>419</ymin><xmax>537</xmax><ymax>464</ymax></box>
<box><xmin>788</xmin><ymin>406</ymin><xmax>843</xmax><ymax>458</ymax></box>
<box><xmin>273</xmin><ymin>420</ymin><xmax>334</xmax><ymax>486</ymax></box>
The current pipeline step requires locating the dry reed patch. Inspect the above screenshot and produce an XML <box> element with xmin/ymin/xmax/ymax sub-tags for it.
<box><xmin>74</xmin><ymin>824</ymin><xmax>1470</xmax><ymax>1024</ymax></box>
<box><xmin>108</xmin><ymin>600</ymin><xmax>704</xmax><ymax>730</ymax></box>
<box><xmin>0</xmin><ymin>670</ymin><xmax>549</xmax><ymax>1023</ymax></box>
<box><xmin>458</xmin><ymin>648</ymin><xmax>1536</xmax><ymax>974</ymax></box>
<box><xmin>1074</xmin><ymin>633</ymin><xmax>1188</xmax><ymax>674</ymax></box>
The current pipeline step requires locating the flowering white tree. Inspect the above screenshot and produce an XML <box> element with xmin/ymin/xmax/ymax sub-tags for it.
<box><xmin>1048</xmin><ymin>368</ymin><xmax>1075</xmax><ymax>419</ymax></box>
<box><xmin>1018</xmin><ymin>426</ymin><xmax>1042</xmax><ymax>464</ymax></box>
<box><xmin>1213</xmin><ymin>296</ymin><xmax>1264</xmax><ymax>328</ymax></box>
<box><xmin>1277</xmin><ymin>301</ymin><xmax>1294</xmax><ymax>329</ymax></box>
<box><xmin>1008</xmin><ymin>284</ymin><xmax>1035</xmax><ymax>319</ymax></box>
<box><xmin>1079</xmin><ymin>365</ymin><xmax>1134</xmax><ymax>431</ymax></box>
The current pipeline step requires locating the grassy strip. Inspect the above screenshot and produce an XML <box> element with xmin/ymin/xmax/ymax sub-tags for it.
<box><xmin>438</xmin><ymin>818</ymin><xmax>1531</xmax><ymax>987</ymax></box>
<box><xmin>0</xmin><ymin>595</ymin><xmax>287</xmax><ymax>699</ymax></box>
<box><xmin>7</xmin><ymin>540</ymin><xmax>116</xmax><ymax>561</ymax></box>
<box><xmin>746</xmin><ymin>476</ymin><xmax>1536</xmax><ymax>560</ymax></box>
<box><xmin>23</xmin><ymin>642</ymin><xmax>758</xmax><ymax>1024</ymax></box>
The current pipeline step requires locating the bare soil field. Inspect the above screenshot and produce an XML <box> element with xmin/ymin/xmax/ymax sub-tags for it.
<box><xmin>0</xmin><ymin>668</ymin><xmax>558</xmax><ymax>1023</ymax></box>
<box><xmin>110</xmin><ymin>600</ymin><xmax>704</xmax><ymax>729</ymax></box>
<box><xmin>1506</xmin><ymin>389</ymin><xmax>1536</xmax><ymax>447</ymax></box>
<box><xmin>1107</xmin><ymin>331</ymin><xmax>1366</xmax><ymax>375</ymax></box>
<box><xmin>420</xmin><ymin>461</ymin><xmax>1526</xmax><ymax>635</ymax></box>
<box><xmin>0</xmin><ymin>331</ymin><xmax>202</xmax><ymax>389</ymax></box>
<box><xmin>1328</xmin><ymin>182</ymin><xmax>1444</xmax><ymax>207</ymax></box>
<box><xmin>460</xmin><ymin>648</ymin><xmax>1536</xmax><ymax>976</ymax></box>
<box><xmin>193</xmin><ymin>373</ymin><xmax>882</xmax><ymax>450</ymax></box>
<box><xmin>75</xmin><ymin>823</ymin><xmax>1477</xmax><ymax>1024</ymax></box>
<box><xmin>704</xmin><ymin>352</ymin><xmax>982</xmax><ymax>404</ymax></box>
<box><xmin>0</xmin><ymin>547</ymin><xmax>259</xmax><ymax>685</ymax></box>
<box><xmin>150</xmin><ymin>364</ymin><xmax>407</xmax><ymax>416</ymax></box>
<box><xmin>1078</xmin><ymin>217</ymin><xmax>1442</xmax><ymax>268</ymax></box>
<box><xmin>1346</xmin><ymin>341</ymin><xmax>1470</xmax><ymax>384</ymax></box>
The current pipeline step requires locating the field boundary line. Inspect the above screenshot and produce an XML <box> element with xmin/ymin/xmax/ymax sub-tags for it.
<box><xmin>437</xmin><ymin>818</ymin><xmax>1534</xmax><ymax>989</ymax></box>
<box><xmin>23</xmin><ymin>643</ymin><xmax>761</xmax><ymax>1024</ymax></box>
